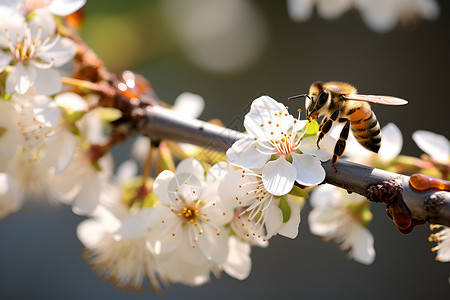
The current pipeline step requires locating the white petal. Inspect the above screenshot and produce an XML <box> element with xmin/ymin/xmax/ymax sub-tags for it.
<box><xmin>298</xmin><ymin>136</ymin><xmax>333</xmax><ymax>162</ymax></box>
<box><xmin>417</xmin><ymin>0</ymin><xmax>440</xmax><ymax>20</ymax></box>
<box><xmin>264</xmin><ymin>201</ymin><xmax>283</xmax><ymax>238</ymax></box>
<box><xmin>48</xmin><ymin>0</ymin><xmax>87</xmax><ymax>16</ymax></box>
<box><xmin>45</xmin><ymin>130</ymin><xmax>77</xmax><ymax>174</ymax></box>
<box><xmin>6</xmin><ymin>64</ymin><xmax>36</xmax><ymax>94</ymax></box>
<box><xmin>348</xmin><ymin>225</ymin><xmax>375</xmax><ymax>265</ymax></box>
<box><xmin>33</xmin><ymin>67</ymin><xmax>62</xmax><ymax>95</ymax></box>
<box><xmin>71</xmin><ymin>172</ymin><xmax>100</xmax><ymax>215</ymax></box>
<box><xmin>309</xmin><ymin>184</ymin><xmax>340</xmax><ymax>207</ymax></box>
<box><xmin>412</xmin><ymin>130</ymin><xmax>449</xmax><ymax>164</ymax></box>
<box><xmin>203</xmin><ymin>204</ymin><xmax>233</xmax><ymax>226</ymax></box>
<box><xmin>32</xmin><ymin>94</ymin><xmax>60</xmax><ymax>126</ymax></box>
<box><xmin>359</xmin><ymin>0</ymin><xmax>397</xmax><ymax>33</ymax></box>
<box><xmin>114</xmin><ymin>213</ymin><xmax>148</xmax><ymax>241</ymax></box>
<box><xmin>175</xmin><ymin>157</ymin><xmax>205</xmax><ymax>181</ymax></box>
<box><xmin>54</xmin><ymin>92</ymin><xmax>88</xmax><ymax>112</ymax></box>
<box><xmin>29</xmin><ymin>10</ymin><xmax>56</xmax><ymax>38</ymax></box>
<box><xmin>0</xmin><ymin>52</ymin><xmax>12</xmax><ymax>73</ymax></box>
<box><xmin>76</xmin><ymin>219</ymin><xmax>105</xmax><ymax>248</ymax></box>
<box><xmin>177</xmin><ymin>236</ymin><xmax>208</xmax><ymax>265</ymax></box>
<box><xmin>226</xmin><ymin>137</ymin><xmax>273</xmax><ymax>169</ymax></box>
<box><xmin>131</xmin><ymin>136</ymin><xmax>150</xmax><ymax>163</ymax></box>
<box><xmin>223</xmin><ymin>236</ymin><xmax>251</xmax><ymax>280</ymax></box>
<box><xmin>0</xmin><ymin>12</ymin><xmax>25</xmax><ymax>48</ymax></box>
<box><xmin>218</xmin><ymin>168</ymin><xmax>254</xmax><ymax>209</ymax></box>
<box><xmin>262</xmin><ymin>157</ymin><xmax>296</xmax><ymax>196</ymax></box>
<box><xmin>292</xmin><ymin>153</ymin><xmax>325</xmax><ymax>186</ymax></box>
<box><xmin>277</xmin><ymin>199</ymin><xmax>301</xmax><ymax>239</ymax></box>
<box><xmin>308</xmin><ymin>207</ymin><xmax>340</xmax><ymax>236</ymax></box>
<box><xmin>153</xmin><ymin>170</ymin><xmax>176</xmax><ymax>205</ymax></box>
<box><xmin>170</xmin><ymin>172</ymin><xmax>203</xmax><ymax>202</ymax></box>
<box><xmin>244</xmin><ymin>96</ymin><xmax>288</xmax><ymax>140</ymax></box>
<box><xmin>317</xmin><ymin>0</ymin><xmax>352</xmax><ymax>20</ymax></box>
<box><xmin>173</xmin><ymin>92</ymin><xmax>205</xmax><ymax>119</ymax></box>
<box><xmin>206</xmin><ymin>161</ymin><xmax>233</xmax><ymax>185</ymax></box>
<box><xmin>197</xmin><ymin>225</ymin><xmax>229</xmax><ymax>264</ymax></box>
<box><xmin>116</xmin><ymin>160</ymin><xmax>138</xmax><ymax>183</ymax></box>
<box><xmin>38</xmin><ymin>36</ymin><xmax>77</xmax><ymax>67</ymax></box>
<box><xmin>287</xmin><ymin>0</ymin><xmax>314</xmax><ymax>22</ymax></box>
<box><xmin>378</xmin><ymin>123</ymin><xmax>402</xmax><ymax>163</ymax></box>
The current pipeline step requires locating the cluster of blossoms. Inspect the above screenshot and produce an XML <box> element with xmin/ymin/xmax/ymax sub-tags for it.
<box><xmin>0</xmin><ymin>0</ymin><xmax>449</xmax><ymax>294</ymax></box>
<box><xmin>287</xmin><ymin>0</ymin><xmax>440</xmax><ymax>33</ymax></box>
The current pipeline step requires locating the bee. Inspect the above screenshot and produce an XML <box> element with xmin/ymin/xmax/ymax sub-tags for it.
<box><xmin>289</xmin><ymin>81</ymin><xmax>408</xmax><ymax>170</ymax></box>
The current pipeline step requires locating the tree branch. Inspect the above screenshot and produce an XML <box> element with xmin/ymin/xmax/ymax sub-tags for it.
<box><xmin>125</xmin><ymin>105</ymin><xmax>450</xmax><ymax>227</ymax></box>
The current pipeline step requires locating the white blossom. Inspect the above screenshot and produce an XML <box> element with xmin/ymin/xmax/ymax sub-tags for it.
<box><xmin>227</xmin><ymin>96</ymin><xmax>326</xmax><ymax>196</ymax></box>
<box><xmin>308</xmin><ymin>184</ymin><xmax>375</xmax><ymax>265</ymax></box>
<box><xmin>119</xmin><ymin>158</ymin><xmax>233</xmax><ymax>266</ymax></box>
<box><xmin>0</xmin><ymin>10</ymin><xmax>76</xmax><ymax>95</ymax></box>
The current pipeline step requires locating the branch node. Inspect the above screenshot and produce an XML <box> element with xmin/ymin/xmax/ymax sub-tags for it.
<box><xmin>367</xmin><ymin>179</ymin><xmax>402</xmax><ymax>204</ymax></box>
<box><xmin>368</xmin><ymin>179</ymin><xmax>426</xmax><ymax>234</ymax></box>
<box><xmin>424</xmin><ymin>192</ymin><xmax>447</xmax><ymax>212</ymax></box>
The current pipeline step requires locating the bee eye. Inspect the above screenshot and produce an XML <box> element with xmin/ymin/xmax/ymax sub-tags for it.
<box><xmin>318</xmin><ymin>90</ymin><xmax>329</xmax><ymax>105</ymax></box>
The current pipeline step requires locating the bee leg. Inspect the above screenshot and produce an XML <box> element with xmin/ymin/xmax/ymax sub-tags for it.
<box><xmin>316</xmin><ymin>110</ymin><xmax>339</xmax><ymax>149</ymax></box>
<box><xmin>332</xmin><ymin>118</ymin><xmax>350</xmax><ymax>172</ymax></box>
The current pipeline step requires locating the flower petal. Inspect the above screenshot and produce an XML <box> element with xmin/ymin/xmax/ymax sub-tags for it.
<box><xmin>197</xmin><ymin>224</ymin><xmax>229</xmax><ymax>264</ymax></box>
<box><xmin>412</xmin><ymin>130</ymin><xmax>449</xmax><ymax>164</ymax></box>
<box><xmin>226</xmin><ymin>137</ymin><xmax>273</xmax><ymax>169</ymax></box>
<box><xmin>6</xmin><ymin>64</ymin><xmax>36</xmax><ymax>94</ymax></box>
<box><xmin>0</xmin><ymin>52</ymin><xmax>12</xmax><ymax>73</ymax></box>
<box><xmin>223</xmin><ymin>236</ymin><xmax>251</xmax><ymax>280</ymax></box>
<box><xmin>38</xmin><ymin>36</ymin><xmax>77</xmax><ymax>67</ymax></box>
<box><xmin>116</xmin><ymin>160</ymin><xmax>138</xmax><ymax>183</ymax></box>
<box><xmin>262</xmin><ymin>157</ymin><xmax>296</xmax><ymax>196</ymax></box>
<box><xmin>153</xmin><ymin>170</ymin><xmax>176</xmax><ymax>205</ymax></box>
<box><xmin>33</xmin><ymin>67</ymin><xmax>62</xmax><ymax>95</ymax></box>
<box><xmin>277</xmin><ymin>199</ymin><xmax>301</xmax><ymax>239</ymax></box>
<box><xmin>287</xmin><ymin>0</ymin><xmax>314</xmax><ymax>22</ymax></box>
<box><xmin>264</xmin><ymin>200</ymin><xmax>283</xmax><ymax>238</ymax></box>
<box><xmin>173</xmin><ymin>92</ymin><xmax>205</xmax><ymax>119</ymax></box>
<box><xmin>113</xmin><ymin>212</ymin><xmax>148</xmax><ymax>241</ymax></box>
<box><xmin>348</xmin><ymin>225</ymin><xmax>375</xmax><ymax>265</ymax></box>
<box><xmin>244</xmin><ymin>96</ymin><xmax>288</xmax><ymax>140</ymax></box>
<box><xmin>175</xmin><ymin>157</ymin><xmax>205</xmax><ymax>182</ymax></box>
<box><xmin>76</xmin><ymin>219</ymin><xmax>105</xmax><ymax>249</ymax></box>
<box><xmin>28</xmin><ymin>10</ymin><xmax>56</xmax><ymax>38</ymax></box>
<box><xmin>48</xmin><ymin>0</ymin><xmax>87</xmax><ymax>16</ymax></box>
<box><xmin>44</xmin><ymin>130</ymin><xmax>77</xmax><ymax>174</ymax></box>
<box><xmin>292</xmin><ymin>153</ymin><xmax>325</xmax><ymax>186</ymax></box>
<box><xmin>298</xmin><ymin>136</ymin><xmax>333</xmax><ymax>162</ymax></box>
<box><xmin>317</xmin><ymin>0</ymin><xmax>352</xmax><ymax>20</ymax></box>
<box><xmin>378</xmin><ymin>123</ymin><xmax>402</xmax><ymax>163</ymax></box>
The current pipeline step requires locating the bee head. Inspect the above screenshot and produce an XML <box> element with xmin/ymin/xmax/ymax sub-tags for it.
<box><xmin>306</xmin><ymin>81</ymin><xmax>330</xmax><ymax>120</ymax></box>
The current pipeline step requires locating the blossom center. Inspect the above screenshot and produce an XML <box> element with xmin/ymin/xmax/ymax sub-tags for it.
<box><xmin>180</xmin><ymin>205</ymin><xmax>200</xmax><ymax>223</ymax></box>
<box><xmin>5</xmin><ymin>24</ymin><xmax>56</xmax><ymax>67</ymax></box>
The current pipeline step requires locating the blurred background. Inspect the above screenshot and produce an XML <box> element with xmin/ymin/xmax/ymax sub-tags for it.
<box><xmin>1</xmin><ymin>0</ymin><xmax>449</xmax><ymax>299</ymax></box>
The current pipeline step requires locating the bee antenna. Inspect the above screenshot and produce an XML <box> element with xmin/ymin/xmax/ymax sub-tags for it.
<box><xmin>288</xmin><ymin>94</ymin><xmax>311</xmax><ymax>101</ymax></box>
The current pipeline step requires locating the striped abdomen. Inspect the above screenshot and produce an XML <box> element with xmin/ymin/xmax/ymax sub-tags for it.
<box><xmin>347</xmin><ymin>102</ymin><xmax>381</xmax><ymax>153</ymax></box>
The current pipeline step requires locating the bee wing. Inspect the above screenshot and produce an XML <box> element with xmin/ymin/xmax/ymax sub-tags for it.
<box><xmin>343</xmin><ymin>94</ymin><xmax>408</xmax><ymax>105</ymax></box>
